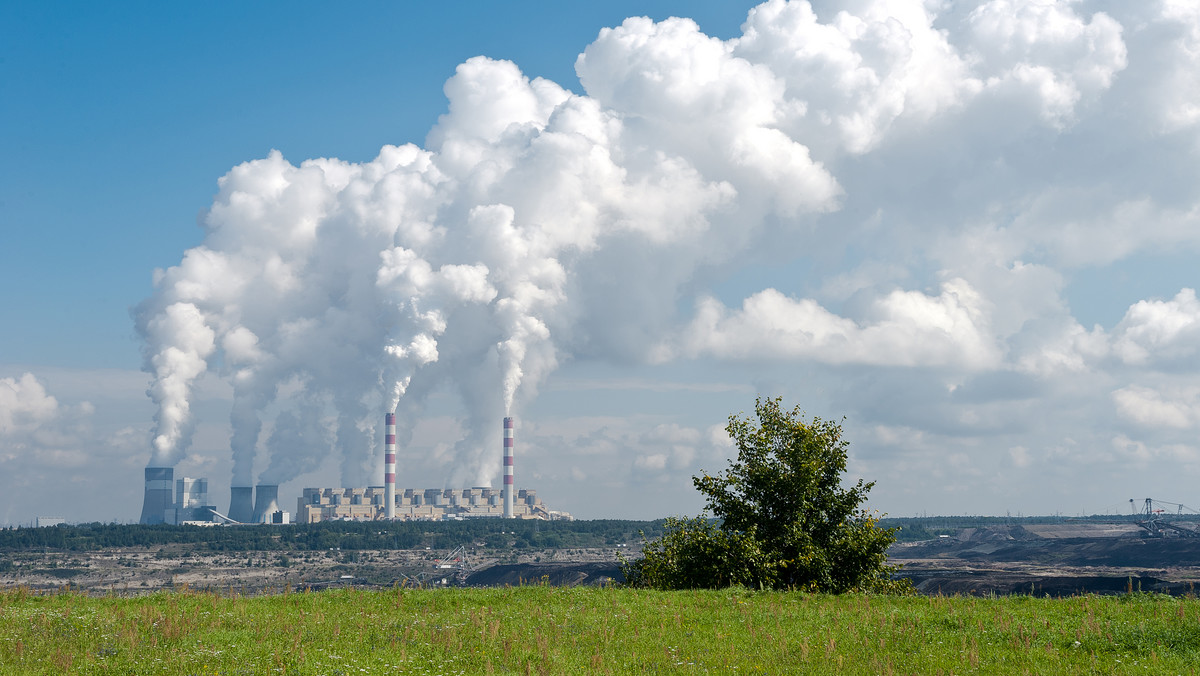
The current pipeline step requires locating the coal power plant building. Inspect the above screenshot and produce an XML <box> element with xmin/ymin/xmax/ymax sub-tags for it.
<box><xmin>139</xmin><ymin>415</ymin><xmax>569</xmax><ymax>524</ymax></box>
<box><xmin>138</xmin><ymin>477</ymin><xmax>287</xmax><ymax>525</ymax></box>
<box><xmin>295</xmin><ymin>486</ymin><xmax>572</xmax><ymax>523</ymax></box>
<box><xmin>138</xmin><ymin>470</ymin><xmax>216</xmax><ymax>524</ymax></box>
<box><xmin>299</xmin><ymin>417</ymin><xmax>571</xmax><ymax>522</ymax></box>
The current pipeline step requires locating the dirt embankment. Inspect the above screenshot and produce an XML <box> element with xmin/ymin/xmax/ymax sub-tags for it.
<box><xmin>464</xmin><ymin>562</ymin><xmax>623</xmax><ymax>587</ymax></box>
<box><xmin>0</xmin><ymin>547</ymin><xmax>629</xmax><ymax>595</ymax></box>
<box><xmin>10</xmin><ymin>524</ymin><xmax>1200</xmax><ymax>597</ymax></box>
<box><xmin>890</xmin><ymin>523</ymin><xmax>1200</xmax><ymax>596</ymax></box>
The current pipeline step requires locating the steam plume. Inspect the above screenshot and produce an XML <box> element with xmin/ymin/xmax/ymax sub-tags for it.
<box><xmin>135</xmin><ymin>0</ymin><xmax>1131</xmax><ymax>491</ymax></box>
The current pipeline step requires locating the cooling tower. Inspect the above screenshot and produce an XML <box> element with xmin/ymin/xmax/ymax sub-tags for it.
<box><xmin>228</xmin><ymin>486</ymin><xmax>254</xmax><ymax>523</ymax></box>
<box><xmin>252</xmin><ymin>484</ymin><xmax>280</xmax><ymax>523</ymax></box>
<box><xmin>139</xmin><ymin>467</ymin><xmax>174</xmax><ymax>525</ymax></box>
<box><xmin>385</xmin><ymin>413</ymin><xmax>396</xmax><ymax>519</ymax></box>
<box><xmin>503</xmin><ymin>417</ymin><xmax>514</xmax><ymax>519</ymax></box>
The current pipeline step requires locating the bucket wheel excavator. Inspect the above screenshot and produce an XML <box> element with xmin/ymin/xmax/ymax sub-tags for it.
<box><xmin>1130</xmin><ymin>498</ymin><xmax>1200</xmax><ymax>538</ymax></box>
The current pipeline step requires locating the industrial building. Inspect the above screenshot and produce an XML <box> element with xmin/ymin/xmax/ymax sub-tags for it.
<box><xmin>166</xmin><ymin>477</ymin><xmax>216</xmax><ymax>524</ymax></box>
<box><xmin>295</xmin><ymin>486</ymin><xmax>571</xmax><ymax>523</ymax></box>
<box><xmin>139</xmin><ymin>415</ymin><xmax>569</xmax><ymax>524</ymax></box>
<box><xmin>136</xmin><ymin>470</ymin><xmax>217</xmax><ymax>525</ymax></box>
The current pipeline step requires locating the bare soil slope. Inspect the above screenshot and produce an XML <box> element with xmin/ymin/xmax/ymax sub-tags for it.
<box><xmin>891</xmin><ymin>523</ymin><xmax>1200</xmax><ymax>596</ymax></box>
<box><xmin>0</xmin><ymin>547</ymin><xmax>628</xmax><ymax>595</ymax></box>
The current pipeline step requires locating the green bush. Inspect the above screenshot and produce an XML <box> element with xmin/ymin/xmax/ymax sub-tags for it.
<box><xmin>626</xmin><ymin>396</ymin><xmax>907</xmax><ymax>593</ymax></box>
<box><xmin>622</xmin><ymin>515</ymin><xmax>775</xmax><ymax>589</ymax></box>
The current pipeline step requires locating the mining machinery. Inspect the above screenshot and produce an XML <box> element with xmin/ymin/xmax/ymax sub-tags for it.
<box><xmin>1129</xmin><ymin>498</ymin><xmax>1200</xmax><ymax>538</ymax></box>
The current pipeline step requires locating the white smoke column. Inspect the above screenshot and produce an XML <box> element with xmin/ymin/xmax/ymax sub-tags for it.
<box><xmin>429</xmin><ymin>59</ymin><xmax>575</xmax><ymax>417</ymax></box>
<box><xmin>497</xmin><ymin>301</ymin><xmax>554</xmax><ymax>415</ymax></box>
<box><xmin>376</xmin><ymin>245</ymin><xmax>497</xmax><ymax>412</ymax></box>
<box><xmin>223</xmin><ymin>326</ymin><xmax>268</xmax><ymax>487</ymax></box>
<box><xmin>141</xmin><ymin>302</ymin><xmax>215</xmax><ymax>467</ymax></box>
<box><xmin>228</xmin><ymin>390</ymin><xmax>265</xmax><ymax>488</ymax></box>
<box><xmin>259</xmin><ymin>401</ymin><xmax>334</xmax><ymax>486</ymax></box>
<box><xmin>403</xmin><ymin>334</ymin><xmax>505</xmax><ymax>489</ymax></box>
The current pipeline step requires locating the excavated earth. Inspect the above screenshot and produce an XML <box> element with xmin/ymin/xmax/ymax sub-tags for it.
<box><xmin>0</xmin><ymin>547</ymin><xmax>630</xmax><ymax>596</ymax></box>
<box><xmin>463</xmin><ymin>562</ymin><xmax>623</xmax><ymax>587</ymax></box>
<box><xmin>7</xmin><ymin>523</ymin><xmax>1200</xmax><ymax>596</ymax></box>
<box><xmin>890</xmin><ymin>523</ymin><xmax>1200</xmax><ymax>596</ymax></box>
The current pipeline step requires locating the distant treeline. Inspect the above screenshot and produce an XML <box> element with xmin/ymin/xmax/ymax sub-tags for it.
<box><xmin>0</xmin><ymin>519</ymin><xmax>665</xmax><ymax>553</ymax></box>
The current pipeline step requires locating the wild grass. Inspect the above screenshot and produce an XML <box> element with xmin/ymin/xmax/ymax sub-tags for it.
<box><xmin>1</xmin><ymin>585</ymin><xmax>1198</xmax><ymax>674</ymax></box>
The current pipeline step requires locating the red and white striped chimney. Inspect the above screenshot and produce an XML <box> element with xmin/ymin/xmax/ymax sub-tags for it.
<box><xmin>385</xmin><ymin>413</ymin><xmax>396</xmax><ymax>519</ymax></box>
<box><xmin>503</xmin><ymin>416</ymin><xmax>514</xmax><ymax>518</ymax></box>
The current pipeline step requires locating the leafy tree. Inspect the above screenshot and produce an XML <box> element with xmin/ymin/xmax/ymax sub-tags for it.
<box><xmin>625</xmin><ymin>396</ymin><xmax>904</xmax><ymax>593</ymax></box>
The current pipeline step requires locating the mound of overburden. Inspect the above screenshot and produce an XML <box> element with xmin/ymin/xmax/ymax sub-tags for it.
<box><xmin>465</xmin><ymin>562</ymin><xmax>623</xmax><ymax>587</ymax></box>
<box><xmin>890</xmin><ymin>523</ymin><xmax>1200</xmax><ymax>596</ymax></box>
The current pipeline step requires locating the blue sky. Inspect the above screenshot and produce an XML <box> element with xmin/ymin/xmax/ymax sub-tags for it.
<box><xmin>2</xmin><ymin>0</ymin><xmax>1199</xmax><ymax>526</ymax></box>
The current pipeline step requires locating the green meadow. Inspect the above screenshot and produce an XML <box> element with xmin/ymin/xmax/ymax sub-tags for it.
<box><xmin>2</xmin><ymin>586</ymin><xmax>1199</xmax><ymax>675</ymax></box>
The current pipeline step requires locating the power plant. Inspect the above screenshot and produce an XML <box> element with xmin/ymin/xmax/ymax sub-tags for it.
<box><xmin>295</xmin><ymin>486</ymin><xmax>570</xmax><ymax>522</ymax></box>
<box><xmin>138</xmin><ymin>469</ymin><xmax>216</xmax><ymax>525</ymax></box>
<box><xmin>139</xmin><ymin>415</ymin><xmax>570</xmax><ymax>524</ymax></box>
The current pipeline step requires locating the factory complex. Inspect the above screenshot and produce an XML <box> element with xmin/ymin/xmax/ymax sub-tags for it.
<box><xmin>296</xmin><ymin>486</ymin><xmax>571</xmax><ymax>523</ymax></box>
<box><xmin>138</xmin><ymin>416</ymin><xmax>570</xmax><ymax>524</ymax></box>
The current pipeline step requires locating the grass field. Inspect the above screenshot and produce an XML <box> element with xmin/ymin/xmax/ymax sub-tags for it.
<box><xmin>2</xmin><ymin>585</ymin><xmax>1199</xmax><ymax>674</ymax></box>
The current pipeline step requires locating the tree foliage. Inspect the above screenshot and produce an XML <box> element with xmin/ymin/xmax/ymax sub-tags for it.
<box><xmin>621</xmin><ymin>516</ymin><xmax>772</xmax><ymax>590</ymax></box>
<box><xmin>0</xmin><ymin>519</ymin><xmax>662</xmax><ymax>553</ymax></box>
<box><xmin>625</xmin><ymin>397</ymin><xmax>905</xmax><ymax>593</ymax></box>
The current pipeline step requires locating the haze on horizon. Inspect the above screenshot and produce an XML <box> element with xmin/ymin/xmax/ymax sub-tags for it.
<box><xmin>2</xmin><ymin>0</ymin><xmax>1199</xmax><ymax>526</ymax></box>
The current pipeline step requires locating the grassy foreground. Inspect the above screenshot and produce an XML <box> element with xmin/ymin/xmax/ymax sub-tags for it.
<box><xmin>1</xmin><ymin>586</ymin><xmax>1199</xmax><ymax>674</ymax></box>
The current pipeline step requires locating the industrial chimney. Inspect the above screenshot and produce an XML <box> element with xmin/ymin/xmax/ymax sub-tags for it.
<box><xmin>251</xmin><ymin>484</ymin><xmax>280</xmax><ymax>523</ymax></box>
<box><xmin>503</xmin><ymin>417</ymin><xmax>514</xmax><ymax>519</ymax></box>
<box><xmin>385</xmin><ymin>413</ymin><xmax>396</xmax><ymax>519</ymax></box>
<box><xmin>139</xmin><ymin>467</ymin><xmax>174</xmax><ymax>525</ymax></box>
<box><xmin>228</xmin><ymin>486</ymin><xmax>254</xmax><ymax>523</ymax></box>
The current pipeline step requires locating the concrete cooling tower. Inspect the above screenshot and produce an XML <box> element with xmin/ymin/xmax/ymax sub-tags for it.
<box><xmin>139</xmin><ymin>467</ymin><xmax>174</xmax><ymax>525</ymax></box>
<box><xmin>251</xmin><ymin>484</ymin><xmax>280</xmax><ymax>523</ymax></box>
<box><xmin>228</xmin><ymin>486</ymin><xmax>254</xmax><ymax>523</ymax></box>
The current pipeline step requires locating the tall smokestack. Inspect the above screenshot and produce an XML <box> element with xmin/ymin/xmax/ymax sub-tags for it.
<box><xmin>503</xmin><ymin>417</ymin><xmax>514</xmax><ymax>519</ymax></box>
<box><xmin>385</xmin><ymin>413</ymin><xmax>396</xmax><ymax>519</ymax></box>
<box><xmin>228</xmin><ymin>486</ymin><xmax>254</xmax><ymax>523</ymax></box>
<box><xmin>139</xmin><ymin>467</ymin><xmax>174</xmax><ymax>524</ymax></box>
<box><xmin>252</xmin><ymin>484</ymin><xmax>280</xmax><ymax>523</ymax></box>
